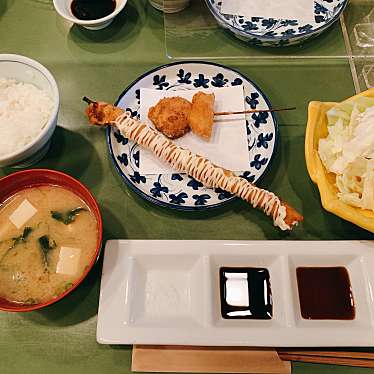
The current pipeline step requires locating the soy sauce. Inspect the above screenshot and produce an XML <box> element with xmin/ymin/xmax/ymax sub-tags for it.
<box><xmin>71</xmin><ymin>0</ymin><xmax>116</xmax><ymax>20</ymax></box>
<box><xmin>219</xmin><ymin>267</ymin><xmax>272</xmax><ymax>319</ymax></box>
<box><xmin>296</xmin><ymin>267</ymin><xmax>355</xmax><ymax>320</ymax></box>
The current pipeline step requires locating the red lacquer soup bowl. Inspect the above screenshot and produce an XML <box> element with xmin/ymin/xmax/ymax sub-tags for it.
<box><xmin>0</xmin><ymin>169</ymin><xmax>103</xmax><ymax>312</ymax></box>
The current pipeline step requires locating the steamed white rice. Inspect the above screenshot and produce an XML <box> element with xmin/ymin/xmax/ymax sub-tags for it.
<box><xmin>0</xmin><ymin>78</ymin><xmax>54</xmax><ymax>157</ymax></box>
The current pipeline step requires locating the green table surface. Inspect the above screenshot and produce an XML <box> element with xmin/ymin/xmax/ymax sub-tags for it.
<box><xmin>1</xmin><ymin>1</ymin><xmax>374</xmax><ymax>373</ymax></box>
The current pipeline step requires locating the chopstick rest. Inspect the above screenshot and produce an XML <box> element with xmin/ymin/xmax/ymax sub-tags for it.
<box><xmin>132</xmin><ymin>345</ymin><xmax>291</xmax><ymax>373</ymax></box>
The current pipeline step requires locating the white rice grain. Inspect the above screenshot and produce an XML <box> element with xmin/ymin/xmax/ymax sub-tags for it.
<box><xmin>0</xmin><ymin>78</ymin><xmax>54</xmax><ymax>157</ymax></box>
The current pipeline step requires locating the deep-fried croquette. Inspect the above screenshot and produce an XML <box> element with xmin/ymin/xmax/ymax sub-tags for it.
<box><xmin>148</xmin><ymin>96</ymin><xmax>192</xmax><ymax>139</ymax></box>
<box><xmin>189</xmin><ymin>92</ymin><xmax>215</xmax><ymax>141</ymax></box>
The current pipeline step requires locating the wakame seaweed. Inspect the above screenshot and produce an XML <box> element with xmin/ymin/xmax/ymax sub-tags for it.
<box><xmin>38</xmin><ymin>235</ymin><xmax>57</xmax><ymax>269</ymax></box>
<box><xmin>0</xmin><ymin>227</ymin><xmax>33</xmax><ymax>265</ymax></box>
<box><xmin>11</xmin><ymin>227</ymin><xmax>33</xmax><ymax>249</ymax></box>
<box><xmin>51</xmin><ymin>207</ymin><xmax>87</xmax><ymax>225</ymax></box>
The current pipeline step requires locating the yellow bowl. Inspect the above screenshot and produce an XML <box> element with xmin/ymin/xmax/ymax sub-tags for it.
<box><xmin>305</xmin><ymin>88</ymin><xmax>374</xmax><ymax>233</ymax></box>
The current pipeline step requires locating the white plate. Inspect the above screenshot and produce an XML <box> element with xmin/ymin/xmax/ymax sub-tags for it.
<box><xmin>97</xmin><ymin>240</ymin><xmax>374</xmax><ymax>347</ymax></box>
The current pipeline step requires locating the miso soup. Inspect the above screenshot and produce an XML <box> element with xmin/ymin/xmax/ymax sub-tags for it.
<box><xmin>0</xmin><ymin>185</ymin><xmax>99</xmax><ymax>305</ymax></box>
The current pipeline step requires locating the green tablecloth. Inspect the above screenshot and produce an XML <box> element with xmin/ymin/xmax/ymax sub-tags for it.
<box><xmin>1</xmin><ymin>1</ymin><xmax>374</xmax><ymax>373</ymax></box>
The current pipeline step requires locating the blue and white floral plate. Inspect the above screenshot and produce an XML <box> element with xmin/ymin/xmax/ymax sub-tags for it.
<box><xmin>107</xmin><ymin>61</ymin><xmax>278</xmax><ymax>211</ymax></box>
<box><xmin>205</xmin><ymin>0</ymin><xmax>348</xmax><ymax>47</ymax></box>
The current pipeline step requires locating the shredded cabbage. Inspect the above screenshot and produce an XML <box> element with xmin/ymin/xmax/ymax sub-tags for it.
<box><xmin>318</xmin><ymin>97</ymin><xmax>374</xmax><ymax>211</ymax></box>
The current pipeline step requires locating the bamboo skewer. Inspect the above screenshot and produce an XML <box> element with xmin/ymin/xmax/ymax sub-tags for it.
<box><xmin>83</xmin><ymin>97</ymin><xmax>296</xmax><ymax>120</ymax></box>
<box><xmin>214</xmin><ymin>106</ymin><xmax>296</xmax><ymax>116</ymax></box>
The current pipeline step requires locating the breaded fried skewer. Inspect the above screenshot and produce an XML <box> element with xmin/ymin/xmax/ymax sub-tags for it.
<box><xmin>83</xmin><ymin>98</ymin><xmax>303</xmax><ymax>230</ymax></box>
<box><xmin>83</xmin><ymin>97</ymin><xmax>295</xmax><ymax>126</ymax></box>
<box><xmin>145</xmin><ymin>92</ymin><xmax>295</xmax><ymax>141</ymax></box>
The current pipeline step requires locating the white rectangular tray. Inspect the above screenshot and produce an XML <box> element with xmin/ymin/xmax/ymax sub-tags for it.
<box><xmin>97</xmin><ymin>240</ymin><xmax>374</xmax><ymax>347</ymax></box>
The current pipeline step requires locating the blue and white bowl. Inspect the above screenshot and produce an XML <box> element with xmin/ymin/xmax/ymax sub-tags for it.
<box><xmin>205</xmin><ymin>0</ymin><xmax>348</xmax><ymax>47</ymax></box>
<box><xmin>107</xmin><ymin>61</ymin><xmax>278</xmax><ymax>211</ymax></box>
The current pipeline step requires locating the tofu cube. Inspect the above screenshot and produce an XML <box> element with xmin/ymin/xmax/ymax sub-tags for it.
<box><xmin>9</xmin><ymin>199</ymin><xmax>37</xmax><ymax>229</ymax></box>
<box><xmin>56</xmin><ymin>246</ymin><xmax>81</xmax><ymax>276</ymax></box>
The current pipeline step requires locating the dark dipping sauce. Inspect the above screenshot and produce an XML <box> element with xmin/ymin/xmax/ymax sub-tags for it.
<box><xmin>219</xmin><ymin>267</ymin><xmax>272</xmax><ymax>319</ymax></box>
<box><xmin>296</xmin><ymin>267</ymin><xmax>355</xmax><ymax>320</ymax></box>
<box><xmin>71</xmin><ymin>0</ymin><xmax>116</xmax><ymax>20</ymax></box>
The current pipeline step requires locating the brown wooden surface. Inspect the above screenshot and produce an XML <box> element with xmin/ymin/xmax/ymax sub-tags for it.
<box><xmin>132</xmin><ymin>345</ymin><xmax>291</xmax><ymax>373</ymax></box>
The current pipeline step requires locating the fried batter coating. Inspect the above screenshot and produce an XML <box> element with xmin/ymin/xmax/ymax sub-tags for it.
<box><xmin>189</xmin><ymin>92</ymin><xmax>215</xmax><ymax>141</ymax></box>
<box><xmin>86</xmin><ymin>101</ymin><xmax>124</xmax><ymax>126</ymax></box>
<box><xmin>148</xmin><ymin>97</ymin><xmax>192</xmax><ymax>139</ymax></box>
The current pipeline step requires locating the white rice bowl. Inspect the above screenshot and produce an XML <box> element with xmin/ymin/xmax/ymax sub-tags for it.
<box><xmin>0</xmin><ymin>79</ymin><xmax>54</xmax><ymax>157</ymax></box>
<box><xmin>0</xmin><ymin>54</ymin><xmax>59</xmax><ymax>167</ymax></box>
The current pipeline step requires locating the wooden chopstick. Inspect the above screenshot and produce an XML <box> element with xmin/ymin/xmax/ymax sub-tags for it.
<box><xmin>278</xmin><ymin>353</ymin><xmax>374</xmax><ymax>368</ymax></box>
<box><xmin>214</xmin><ymin>107</ymin><xmax>296</xmax><ymax>116</ymax></box>
<box><xmin>278</xmin><ymin>350</ymin><xmax>374</xmax><ymax>360</ymax></box>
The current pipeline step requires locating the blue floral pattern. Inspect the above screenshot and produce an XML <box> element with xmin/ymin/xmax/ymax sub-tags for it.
<box><xmin>192</xmin><ymin>194</ymin><xmax>211</xmax><ymax>206</ymax></box>
<box><xmin>130</xmin><ymin>171</ymin><xmax>146</xmax><ymax>184</ymax></box>
<box><xmin>250</xmin><ymin>154</ymin><xmax>268</xmax><ymax>170</ymax></box>
<box><xmin>171</xmin><ymin>173</ymin><xmax>183</xmax><ymax>181</ymax></box>
<box><xmin>215</xmin><ymin>188</ymin><xmax>233</xmax><ymax>200</ymax></box>
<box><xmin>252</xmin><ymin>111</ymin><xmax>269</xmax><ymax>128</ymax></box>
<box><xmin>231</xmin><ymin>78</ymin><xmax>243</xmax><ymax>86</ymax></box>
<box><xmin>257</xmin><ymin>133</ymin><xmax>273</xmax><ymax>149</ymax></box>
<box><xmin>240</xmin><ymin>171</ymin><xmax>256</xmax><ymax>183</ymax></box>
<box><xmin>193</xmin><ymin>74</ymin><xmax>210</xmax><ymax>88</ymax></box>
<box><xmin>126</xmin><ymin>107</ymin><xmax>138</xmax><ymax>118</ymax></box>
<box><xmin>108</xmin><ymin>62</ymin><xmax>277</xmax><ymax>210</ymax></box>
<box><xmin>153</xmin><ymin>75</ymin><xmax>169</xmax><ymax>90</ymax></box>
<box><xmin>187</xmin><ymin>178</ymin><xmax>204</xmax><ymax>190</ymax></box>
<box><xmin>169</xmin><ymin>192</ymin><xmax>188</xmax><ymax>205</ymax></box>
<box><xmin>205</xmin><ymin>0</ymin><xmax>347</xmax><ymax>46</ymax></box>
<box><xmin>246</xmin><ymin>93</ymin><xmax>259</xmax><ymax>109</ymax></box>
<box><xmin>133</xmin><ymin>150</ymin><xmax>140</xmax><ymax>168</ymax></box>
<box><xmin>117</xmin><ymin>153</ymin><xmax>128</xmax><ymax>166</ymax></box>
<box><xmin>114</xmin><ymin>130</ymin><xmax>128</xmax><ymax>145</ymax></box>
<box><xmin>177</xmin><ymin>69</ymin><xmax>192</xmax><ymax>84</ymax></box>
<box><xmin>211</xmin><ymin>73</ymin><xmax>228</xmax><ymax>88</ymax></box>
<box><xmin>150</xmin><ymin>182</ymin><xmax>169</xmax><ymax>197</ymax></box>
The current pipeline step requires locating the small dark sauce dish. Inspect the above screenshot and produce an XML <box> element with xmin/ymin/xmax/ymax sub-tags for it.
<box><xmin>71</xmin><ymin>0</ymin><xmax>116</xmax><ymax>20</ymax></box>
<box><xmin>219</xmin><ymin>267</ymin><xmax>272</xmax><ymax>320</ymax></box>
<box><xmin>296</xmin><ymin>266</ymin><xmax>355</xmax><ymax>320</ymax></box>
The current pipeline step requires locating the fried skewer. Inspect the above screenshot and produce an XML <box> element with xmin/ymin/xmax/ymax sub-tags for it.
<box><xmin>83</xmin><ymin>97</ymin><xmax>296</xmax><ymax>126</ymax></box>
<box><xmin>83</xmin><ymin>98</ymin><xmax>303</xmax><ymax>230</ymax></box>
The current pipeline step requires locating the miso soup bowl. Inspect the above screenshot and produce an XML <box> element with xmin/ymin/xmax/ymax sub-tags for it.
<box><xmin>0</xmin><ymin>169</ymin><xmax>103</xmax><ymax>312</ymax></box>
<box><xmin>0</xmin><ymin>54</ymin><xmax>59</xmax><ymax>168</ymax></box>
